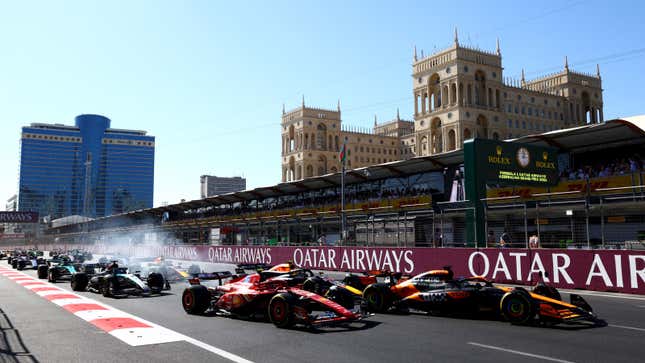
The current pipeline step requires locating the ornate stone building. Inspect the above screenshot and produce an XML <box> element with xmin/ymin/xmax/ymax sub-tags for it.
<box><xmin>413</xmin><ymin>29</ymin><xmax>603</xmax><ymax>156</ymax></box>
<box><xmin>281</xmin><ymin>99</ymin><xmax>413</xmax><ymax>182</ymax></box>
<box><xmin>281</xmin><ymin>30</ymin><xmax>604</xmax><ymax>181</ymax></box>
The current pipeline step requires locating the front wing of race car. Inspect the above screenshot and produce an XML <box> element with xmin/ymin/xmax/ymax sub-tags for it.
<box><xmin>287</xmin><ymin>287</ymin><xmax>368</xmax><ymax>327</ymax></box>
<box><xmin>531</xmin><ymin>292</ymin><xmax>604</xmax><ymax>325</ymax></box>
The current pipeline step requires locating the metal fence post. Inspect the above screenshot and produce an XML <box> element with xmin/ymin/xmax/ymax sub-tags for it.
<box><xmin>404</xmin><ymin>211</ymin><xmax>408</xmax><ymax>247</ymax></box>
<box><xmin>483</xmin><ymin>200</ymin><xmax>489</xmax><ymax>248</ymax></box>
<box><xmin>524</xmin><ymin>202</ymin><xmax>529</xmax><ymax>252</ymax></box>
<box><xmin>536</xmin><ymin>203</ymin><xmax>541</xmax><ymax>247</ymax></box>
<box><xmin>473</xmin><ymin>207</ymin><xmax>478</xmax><ymax>248</ymax></box>
<box><xmin>600</xmin><ymin>197</ymin><xmax>605</xmax><ymax>248</ymax></box>
<box><xmin>585</xmin><ymin>199</ymin><xmax>590</xmax><ymax>249</ymax></box>
<box><xmin>440</xmin><ymin>209</ymin><xmax>444</xmax><ymax>248</ymax></box>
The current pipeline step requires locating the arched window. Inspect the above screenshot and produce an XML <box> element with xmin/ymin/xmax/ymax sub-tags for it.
<box><xmin>288</xmin><ymin>125</ymin><xmax>295</xmax><ymax>152</ymax></box>
<box><xmin>447</xmin><ymin>129</ymin><xmax>456</xmax><ymax>151</ymax></box>
<box><xmin>464</xmin><ymin>128</ymin><xmax>472</xmax><ymax>140</ymax></box>
<box><xmin>431</xmin><ymin>118</ymin><xmax>442</xmax><ymax>154</ymax></box>
<box><xmin>450</xmin><ymin>83</ymin><xmax>457</xmax><ymax>105</ymax></box>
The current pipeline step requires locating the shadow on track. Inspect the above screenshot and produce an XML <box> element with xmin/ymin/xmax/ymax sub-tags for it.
<box><xmin>407</xmin><ymin>310</ymin><xmax>607</xmax><ymax>330</ymax></box>
<box><xmin>192</xmin><ymin>311</ymin><xmax>382</xmax><ymax>333</ymax></box>
<box><xmin>0</xmin><ymin>308</ymin><xmax>39</xmax><ymax>363</ymax></box>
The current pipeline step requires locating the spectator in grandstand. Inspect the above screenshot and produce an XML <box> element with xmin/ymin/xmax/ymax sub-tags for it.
<box><xmin>317</xmin><ymin>234</ymin><xmax>327</xmax><ymax>246</ymax></box>
<box><xmin>433</xmin><ymin>228</ymin><xmax>442</xmax><ymax>247</ymax></box>
<box><xmin>529</xmin><ymin>234</ymin><xmax>540</xmax><ymax>249</ymax></box>
<box><xmin>499</xmin><ymin>232</ymin><xmax>511</xmax><ymax>248</ymax></box>
<box><xmin>487</xmin><ymin>230</ymin><xmax>496</xmax><ymax>247</ymax></box>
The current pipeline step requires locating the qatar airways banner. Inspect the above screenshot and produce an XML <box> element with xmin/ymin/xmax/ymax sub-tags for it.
<box><xmin>10</xmin><ymin>243</ymin><xmax>645</xmax><ymax>295</ymax></box>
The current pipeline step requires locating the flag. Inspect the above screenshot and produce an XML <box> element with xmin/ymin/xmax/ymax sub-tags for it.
<box><xmin>339</xmin><ymin>143</ymin><xmax>350</xmax><ymax>166</ymax></box>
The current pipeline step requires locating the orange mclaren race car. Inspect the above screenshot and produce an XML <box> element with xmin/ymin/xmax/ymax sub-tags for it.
<box><xmin>362</xmin><ymin>267</ymin><xmax>605</xmax><ymax>326</ymax></box>
<box><xmin>181</xmin><ymin>266</ymin><xmax>368</xmax><ymax>329</ymax></box>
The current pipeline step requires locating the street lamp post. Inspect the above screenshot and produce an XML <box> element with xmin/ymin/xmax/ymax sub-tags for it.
<box><xmin>341</xmin><ymin>160</ymin><xmax>346</xmax><ymax>245</ymax></box>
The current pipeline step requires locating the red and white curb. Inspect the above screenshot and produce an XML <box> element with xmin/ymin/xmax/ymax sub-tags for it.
<box><xmin>0</xmin><ymin>266</ymin><xmax>183</xmax><ymax>346</ymax></box>
<box><xmin>0</xmin><ymin>266</ymin><xmax>253</xmax><ymax>363</ymax></box>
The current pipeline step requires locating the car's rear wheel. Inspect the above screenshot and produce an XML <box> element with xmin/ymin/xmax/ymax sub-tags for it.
<box><xmin>326</xmin><ymin>285</ymin><xmax>355</xmax><ymax>310</ymax></box>
<box><xmin>363</xmin><ymin>284</ymin><xmax>391</xmax><ymax>313</ymax></box>
<box><xmin>147</xmin><ymin>272</ymin><xmax>164</xmax><ymax>293</ymax></box>
<box><xmin>182</xmin><ymin>285</ymin><xmax>210</xmax><ymax>314</ymax></box>
<box><xmin>37</xmin><ymin>265</ymin><xmax>48</xmax><ymax>279</ymax></box>
<box><xmin>102</xmin><ymin>279</ymin><xmax>115</xmax><ymax>297</ymax></box>
<box><xmin>48</xmin><ymin>269</ymin><xmax>58</xmax><ymax>283</ymax></box>
<box><xmin>501</xmin><ymin>289</ymin><xmax>536</xmax><ymax>325</ymax></box>
<box><xmin>71</xmin><ymin>273</ymin><xmax>89</xmax><ymax>291</ymax></box>
<box><xmin>302</xmin><ymin>277</ymin><xmax>325</xmax><ymax>295</ymax></box>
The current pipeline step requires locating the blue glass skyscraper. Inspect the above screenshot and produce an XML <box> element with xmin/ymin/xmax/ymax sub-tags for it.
<box><xmin>18</xmin><ymin>114</ymin><xmax>154</xmax><ymax>218</ymax></box>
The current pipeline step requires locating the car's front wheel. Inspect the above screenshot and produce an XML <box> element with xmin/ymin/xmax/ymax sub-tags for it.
<box><xmin>500</xmin><ymin>289</ymin><xmax>536</xmax><ymax>325</ymax></box>
<box><xmin>269</xmin><ymin>293</ymin><xmax>297</xmax><ymax>328</ymax></box>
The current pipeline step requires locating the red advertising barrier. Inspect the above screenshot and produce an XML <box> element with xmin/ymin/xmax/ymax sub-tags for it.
<box><xmin>5</xmin><ymin>244</ymin><xmax>645</xmax><ymax>295</ymax></box>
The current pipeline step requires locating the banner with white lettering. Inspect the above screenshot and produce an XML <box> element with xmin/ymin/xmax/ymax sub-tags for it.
<box><xmin>5</xmin><ymin>243</ymin><xmax>645</xmax><ymax>295</ymax></box>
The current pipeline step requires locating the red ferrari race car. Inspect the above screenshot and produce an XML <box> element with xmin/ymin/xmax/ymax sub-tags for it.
<box><xmin>362</xmin><ymin>267</ymin><xmax>604</xmax><ymax>326</ymax></box>
<box><xmin>181</xmin><ymin>266</ymin><xmax>368</xmax><ymax>329</ymax></box>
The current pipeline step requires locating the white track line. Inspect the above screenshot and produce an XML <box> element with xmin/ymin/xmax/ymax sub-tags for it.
<box><xmin>608</xmin><ymin>324</ymin><xmax>645</xmax><ymax>332</ymax></box>
<box><xmin>468</xmin><ymin>342</ymin><xmax>575</xmax><ymax>363</ymax></box>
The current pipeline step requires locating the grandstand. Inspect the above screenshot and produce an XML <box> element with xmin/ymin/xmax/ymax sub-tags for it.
<box><xmin>41</xmin><ymin>117</ymin><xmax>644</xmax><ymax>249</ymax></box>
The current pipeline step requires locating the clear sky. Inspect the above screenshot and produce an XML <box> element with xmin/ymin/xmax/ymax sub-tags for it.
<box><xmin>1</xmin><ymin>0</ymin><xmax>643</xmax><ymax>208</ymax></box>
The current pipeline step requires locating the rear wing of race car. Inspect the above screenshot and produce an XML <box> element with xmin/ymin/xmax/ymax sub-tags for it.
<box><xmin>79</xmin><ymin>262</ymin><xmax>109</xmax><ymax>274</ymax></box>
<box><xmin>188</xmin><ymin>271</ymin><xmax>235</xmax><ymax>286</ymax></box>
<box><xmin>235</xmin><ymin>263</ymin><xmax>272</xmax><ymax>274</ymax></box>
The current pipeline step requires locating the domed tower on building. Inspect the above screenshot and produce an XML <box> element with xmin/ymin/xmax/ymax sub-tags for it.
<box><xmin>412</xmin><ymin>29</ymin><xmax>603</xmax><ymax>156</ymax></box>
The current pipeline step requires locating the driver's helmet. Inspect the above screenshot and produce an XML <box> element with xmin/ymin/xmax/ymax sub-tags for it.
<box><xmin>269</xmin><ymin>263</ymin><xmax>292</xmax><ymax>273</ymax></box>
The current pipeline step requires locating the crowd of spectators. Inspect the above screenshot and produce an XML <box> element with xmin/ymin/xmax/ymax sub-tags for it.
<box><xmin>560</xmin><ymin>154</ymin><xmax>643</xmax><ymax>181</ymax></box>
<box><xmin>176</xmin><ymin>183</ymin><xmax>437</xmax><ymax>222</ymax></box>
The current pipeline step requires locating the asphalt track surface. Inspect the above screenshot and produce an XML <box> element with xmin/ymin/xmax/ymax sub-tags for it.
<box><xmin>1</xmin><ymin>264</ymin><xmax>645</xmax><ymax>362</ymax></box>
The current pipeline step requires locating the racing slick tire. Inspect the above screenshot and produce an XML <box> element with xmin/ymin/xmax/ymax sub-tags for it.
<box><xmin>363</xmin><ymin>284</ymin><xmax>392</xmax><ymax>313</ymax></box>
<box><xmin>268</xmin><ymin>293</ymin><xmax>297</xmax><ymax>329</ymax></box>
<box><xmin>302</xmin><ymin>277</ymin><xmax>327</xmax><ymax>295</ymax></box>
<box><xmin>37</xmin><ymin>265</ymin><xmax>49</xmax><ymax>279</ymax></box>
<box><xmin>326</xmin><ymin>285</ymin><xmax>355</xmax><ymax>310</ymax></box>
<box><xmin>147</xmin><ymin>272</ymin><xmax>164</xmax><ymax>293</ymax></box>
<box><xmin>7</xmin><ymin>257</ymin><xmax>12</xmax><ymax>265</ymax></box>
<box><xmin>48</xmin><ymin>269</ymin><xmax>59</xmax><ymax>283</ymax></box>
<box><xmin>500</xmin><ymin>289</ymin><xmax>537</xmax><ymax>325</ymax></box>
<box><xmin>71</xmin><ymin>273</ymin><xmax>89</xmax><ymax>291</ymax></box>
<box><xmin>182</xmin><ymin>285</ymin><xmax>210</xmax><ymax>314</ymax></box>
<box><xmin>102</xmin><ymin>278</ymin><xmax>116</xmax><ymax>298</ymax></box>
<box><xmin>11</xmin><ymin>260</ymin><xmax>18</xmax><ymax>269</ymax></box>
<box><xmin>17</xmin><ymin>260</ymin><xmax>26</xmax><ymax>270</ymax></box>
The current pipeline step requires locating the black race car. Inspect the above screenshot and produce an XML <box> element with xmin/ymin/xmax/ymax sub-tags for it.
<box><xmin>71</xmin><ymin>263</ymin><xmax>165</xmax><ymax>298</ymax></box>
